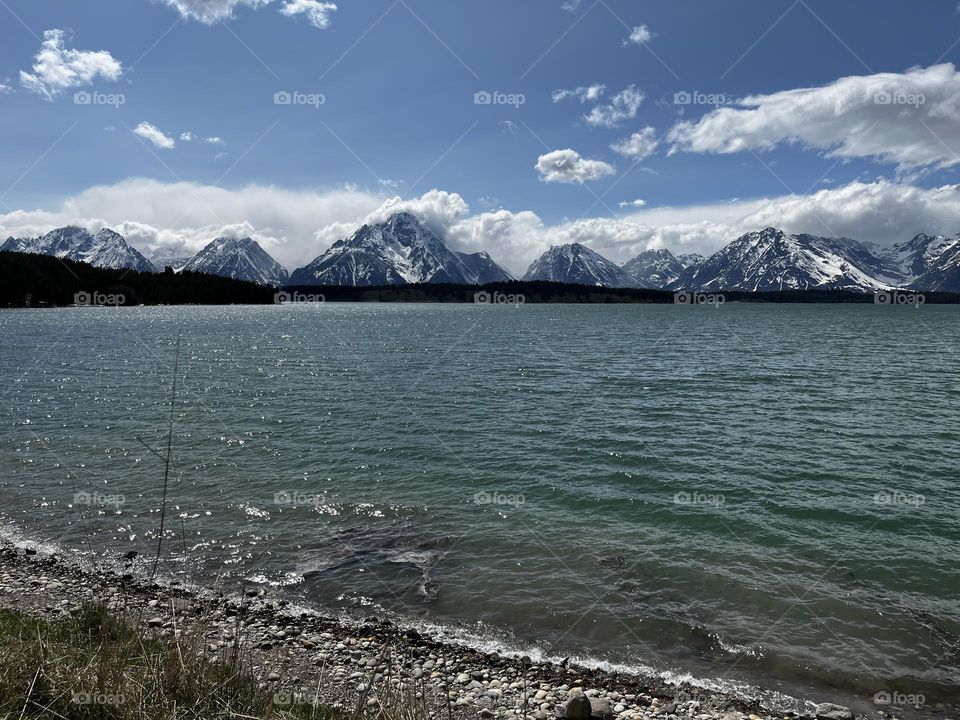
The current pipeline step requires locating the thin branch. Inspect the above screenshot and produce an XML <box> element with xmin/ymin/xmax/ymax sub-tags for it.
<box><xmin>151</xmin><ymin>331</ymin><xmax>181</xmax><ymax>583</ymax></box>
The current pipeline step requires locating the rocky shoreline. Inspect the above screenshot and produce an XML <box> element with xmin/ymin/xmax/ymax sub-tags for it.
<box><xmin>0</xmin><ymin>539</ymin><xmax>855</xmax><ymax>720</ymax></box>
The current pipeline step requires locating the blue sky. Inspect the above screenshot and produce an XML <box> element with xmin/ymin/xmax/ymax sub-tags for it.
<box><xmin>2</xmin><ymin>0</ymin><xmax>960</xmax><ymax>272</ymax></box>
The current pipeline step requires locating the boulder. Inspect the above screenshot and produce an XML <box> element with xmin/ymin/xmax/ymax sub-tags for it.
<box><xmin>814</xmin><ymin>703</ymin><xmax>853</xmax><ymax>720</ymax></box>
<box><xmin>589</xmin><ymin>697</ymin><xmax>614</xmax><ymax>720</ymax></box>
<box><xmin>556</xmin><ymin>694</ymin><xmax>593</xmax><ymax>720</ymax></box>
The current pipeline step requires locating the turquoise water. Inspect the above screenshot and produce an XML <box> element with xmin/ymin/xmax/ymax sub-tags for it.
<box><xmin>0</xmin><ymin>304</ymin><xmax>958</xmax><ymax>716</ymax></box>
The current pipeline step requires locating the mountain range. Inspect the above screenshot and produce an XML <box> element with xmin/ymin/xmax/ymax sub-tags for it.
<box><xmin>3</xmin><ymin>215</ymin><xmax>960</xmax><ymax>293</ymax></box>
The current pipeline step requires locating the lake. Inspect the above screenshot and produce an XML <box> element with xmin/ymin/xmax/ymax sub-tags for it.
<box><xmin>0</xmin><ymin>303</ymin><xmax>957</xmax><ymax>716</ymax></box>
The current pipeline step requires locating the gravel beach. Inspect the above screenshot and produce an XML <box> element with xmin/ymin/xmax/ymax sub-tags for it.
<box><xmin>0</xmin><ymin>539</ymin><xmax>852</xmax><ymax>720</ymax></box>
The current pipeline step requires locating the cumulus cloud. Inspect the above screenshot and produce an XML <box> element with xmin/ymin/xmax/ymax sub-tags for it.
<box><xmin>361</xmin><ymin>189</ymin><xmax>471</xmax><ymax>236</ymax></box>
<box><xmin>611</xmin><ymin>127</ymin><xmax>659</xmax><ymax>160</ymax></box>
<box><xmin>160</xmin><ymin>0</ymin><xmax>336</xmax><ymax>28</ymax></box>
<box><xmin>536</xmin><ymin>149</ymin><xmax>616</xmax><ymax>184</ymax></box>
<box><xmin>279</xmin><ymin>0</ymin><xmax>337</xmax><ymax>28</ymax></box>
<box><xmin>584</xmin><ymin>85</ymin><xmax>644</xmax><ymax>128</ymax></box>
<box><xmin>552</xmin><ymin>84</ymin><xmax>606</xmax><ymax>104</ymax></box>
<box><xmin>160</xmin><ymin>0</ymin><xmax>270</xmax><ymax>23</ymax></box>
<box><xmin>0</xmin><ymin>84</ymin><xmax>11</xmax><ymax>94</ymax></box>
<box><xmin>19</xmin><ymin>29</ymin><xmax>122</xmax><ymax>100</ymax></box>
<box><xmin>625</xmin><ymin>25</ymin><xmax>655</xmax><ymax>45</ymax></box>
<box><xmin>668</xmin><ymin>63</ymin><xmax>960</xmax><ymax>169</ymax></box>
<box><xmin>619</xmin><ymin>199</ymin><xmax>647</xmax><ymax>208</ymax></box>
<box><xmin>133</xmin><ymin>122</ymin><xmax>176</xmax><ymax>150</ymax></box>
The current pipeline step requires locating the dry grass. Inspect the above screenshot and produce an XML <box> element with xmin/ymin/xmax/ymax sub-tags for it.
<box><xmin>0</xmin><ymin>604</ymin><xmax>343</xmax><ymax>720</ymax></box>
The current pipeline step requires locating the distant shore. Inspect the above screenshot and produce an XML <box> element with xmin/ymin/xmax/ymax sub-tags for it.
<box><xmin>0</xmin><ymin>537</ymin><xmax>843</xmax><ymax>720</ymax></box>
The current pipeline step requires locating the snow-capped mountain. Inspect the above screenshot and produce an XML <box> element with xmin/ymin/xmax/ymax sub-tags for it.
<box><xmin>182</xmin><ymin>237</ymin><xmax>289</xmax><ymax>286</ymax></box>
<box><xmin>522</xmin><ymin>243</ymin><xmax>637</xmax><ymax>287</ymax></box>
<box><xmin>885</xmin><ymin>233</ymin><xmax>960</xmax><ymax>287</ymax></box>
<box><xmin>289</xmin><ymin>212</ymin><xmax>512</xmax><ymax>286</ymax></box>
<box><xmin>621</xmin><ymin>249</ymin><xmax>689</xmax><ymax>288</ymax></box>
<box><xmin>1</xmin><ymin>226</ymin><xmax>156</xmax><ymax>273</ymax></box>
<box><xmin>457</xmin><ymin>251</ymin><xmax>515</xmax><ymax>283</ymax></box>
<box><xmin>895</xmin><ymin>234</ymin><xmax>960</xmax><ymax>291</ymax></box>
<box><xmin>152</xmin><ymin>256</ymin><xmax>194</xmax><ymax>272</ymax></box>
<box><xmin>672</xmin><ymin>228</ymin><xmax>898</xmax><ymax>292</ymax></box>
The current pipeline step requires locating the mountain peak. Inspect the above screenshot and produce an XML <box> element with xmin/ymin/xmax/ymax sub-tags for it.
<box><xmin>523</xmin><ymin>243</ymin><xmax>636</xmax><ymax>287</ymax></box>
<box><xmin>289</xmin><ymin>213</ymin><xmax>511</xmax><ymax>286</ymax></box>
<box><xmin>183</xmin><ymin>237</ymin><xmax>288</xmax><ymax>286</ymax></box>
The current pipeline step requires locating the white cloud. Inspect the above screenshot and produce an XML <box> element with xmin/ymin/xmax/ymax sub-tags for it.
<box><xmin>360</xmin><ymin>189</ymin><xmax>471</xmax><ymax>236</ymax></box>
<box><xmin>0</xmin><ymin>84</ymin><xmax>11</xmax><ymax>94</ymax></box>
<box><xmin>179</xmin><ymin>131</ymin><xmax>225</xmax><ymax>145</ymax></box>
<box><xmin>668</xmin><ymin>63</ymin><xmax>960</xmax><ymax>169</ymax></box>
<box><xmin>611</xmin><ymin>127</ymin><xmax>659</xmax><ymax>160</ymax></box>
<box><xmin>160</xmin><ymin>0</ymin><xmax>271</xmax><ymax>23</ymax></box>
<box><xmin>561</xmin><ymin>0</ymin><xmax>583</xmax><ymax>11</ymax></box>
<box><xmin>536</xmin><ymin>149</ymin><xmax>616</xmax><ymax>184</ymax></box>
<box><xmin>552</xmin><ymin>84</ymin><xmax>606</xmax><ymax>104</ymax></box>
<box><xmin>133</xmin><ymin>122</ymin><xmax>176</xmax><ymax>150</ymax></box>
<box><xmin>625</xmin><ymin>25</ymin><xmax>655</xmax><ymax>45</ymax></box>
<box><xmin>19</xmin><ymin>29</ymin><xmax>122</xmax><ymax>100</ymax></box>
<box><xmin>619</xmin><ymin>199</ymin><xmax>647</xmax><ymax>208</ymax></box>
<box><xmin>584</xmin><ymin>85</ymin><xmax>644</xmax><ymax>128</ymax></box>
<box><xmin>160</xmin><ymin>0</ymin><xmax>335</xmax><ymax>28</ymax></box>
<box><xmin>279</xmin><ymin>0</ymin><xmax>337</xmax><ymax>28</ymax></box>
